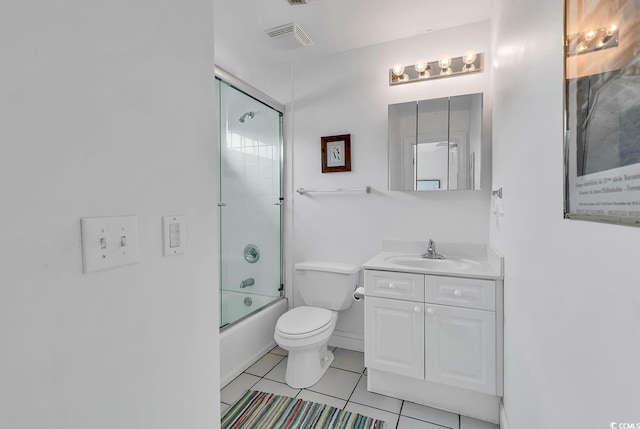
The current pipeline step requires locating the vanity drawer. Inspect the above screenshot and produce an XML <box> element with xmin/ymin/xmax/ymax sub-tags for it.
<box><xmin>425</xmin><ymin>276</ymin><xmax>495</xmax><ymax>311</ymax></box>
<box><xmin>364</xmin><ymin>270</ymin><xmax>424</xmax><ymax>302</ymax></box>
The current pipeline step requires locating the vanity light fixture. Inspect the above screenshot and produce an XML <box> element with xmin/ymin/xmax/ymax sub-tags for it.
<box><xmin>389</xmin><ymin>52</ymin><xmax>483</xmax><ymax>86</ymax></box>
<box><xmin>566</xmin><ymin>24</ymin><xmax>619</xmax><ymax>56</ymax></box>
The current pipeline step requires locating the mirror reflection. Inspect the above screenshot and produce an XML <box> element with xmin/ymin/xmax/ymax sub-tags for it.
<box><xmin>388</xmin><ymin>93</ymin><xmax>483</xmax><ymax>191</ymax></box>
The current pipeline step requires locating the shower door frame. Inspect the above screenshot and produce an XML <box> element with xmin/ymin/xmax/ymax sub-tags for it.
<box><xmin>215</xmin><ymin>66</ymin><xmax>286</xmax><ymax>329</ymax></box>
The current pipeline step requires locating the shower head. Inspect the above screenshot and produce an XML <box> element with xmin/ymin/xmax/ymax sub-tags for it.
<box><xmin>239</xmin><ymin>111</ymin><xmax>255</xmax><ymax>123</ymax></box>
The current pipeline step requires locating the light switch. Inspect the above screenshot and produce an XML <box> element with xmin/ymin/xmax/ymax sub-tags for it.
<box><xmin>169</xmin><ymin>223</ymin><xmax>181</xmax><ymax>248</ymax></box>
<box><xmin>163</xmin><ymin>215</ymin><xmax>185</xmax><ymax>256</ymax></box>
<box><xmin>81</xmin><ymin>216</ymin><xmax>140</xmax><ymax>273</ymax></box>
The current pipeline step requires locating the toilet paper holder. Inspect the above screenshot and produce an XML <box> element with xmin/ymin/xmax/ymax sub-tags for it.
<box><xmin>353</xmin><ymin>286</ymin><xmax>365</xmax><ymax>301</ymax></box>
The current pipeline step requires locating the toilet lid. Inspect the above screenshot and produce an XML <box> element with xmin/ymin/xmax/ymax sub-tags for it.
<box><xmin>277</xmin><ymin>306</ymin><xmax>333</xmax><ymax>335</ymax></box>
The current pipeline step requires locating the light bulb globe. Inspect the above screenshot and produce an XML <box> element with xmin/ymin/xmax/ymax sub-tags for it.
<box><xmin>415</xmin><ymin>60</ymin><xmax>428</xmax><ymax>73</ymax></box>
<box><xmin>463</xmin><ymin>51</ymin><xmax>477</xmax><ymax>65</ymax></box>
<box><xmin>438</xmin><ymin>57</ymin><xmax>452</xmax><ymax>69</ymax></box>
<box><xmin>584</xmin><ymin>30</ymin><xmax>596</xmax><ymax>41</ymax></box>
<box><xmin>392</xmin><ymin>64</ymin><xmax>405</xmax><ymax>77</ymax></box>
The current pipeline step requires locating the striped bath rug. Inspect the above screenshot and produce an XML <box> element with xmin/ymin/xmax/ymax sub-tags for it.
<box><xmin>222</xmin><ymin>390</ymin><xmax>386</xmax><ymax>429</ymax></box>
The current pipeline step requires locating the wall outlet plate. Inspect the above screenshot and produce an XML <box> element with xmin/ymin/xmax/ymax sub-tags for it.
<box><xmin>163</xmin><ymin>215</ymin><xmax>186</xmax><ymax>256</ymax></box>
<box><xmin>81</xmin><ymin>216</ymin><xmax>140</xmax><ymax>273</ymax></box>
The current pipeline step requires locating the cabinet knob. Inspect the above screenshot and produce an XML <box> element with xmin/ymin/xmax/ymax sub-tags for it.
<box><xmin>426</xmin><ymin>308</ymin><xmax>434</xmax><ymax>315</ymax></box>
<box><xmin>454</xmin><ymin>290</ymin><xmax>462</xmax><ymax>297</ymax></box>
<box><xmin>388</xmin><ymin>283</ymin><xmax>396</xmax><ymax>289</ymax></box>
<box><xmin>414</xmin><ymin>306</ymin><xmax>421</xmax><ymax>313</ymax></box>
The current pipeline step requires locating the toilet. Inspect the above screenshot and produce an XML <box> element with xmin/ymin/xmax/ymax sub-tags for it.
<box><xmin>274</xmin><ymin>261</ymin><xmax>360</xmax><ymax>389</ymax></box>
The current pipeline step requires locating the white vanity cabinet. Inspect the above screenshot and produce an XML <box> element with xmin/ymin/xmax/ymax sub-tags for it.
<box><xmin>364</xmin><ymin>269</ymin><xmax>503</xmax><ymax>421</ymax></box>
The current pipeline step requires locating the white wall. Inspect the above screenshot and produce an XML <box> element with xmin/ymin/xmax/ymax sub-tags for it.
<box><xmin>289</xmin><ymin>21</ymin><xmax>493</xmax><ymax>345</ymax></box>
<box><xmin>491</xmin><ymin>0</ymin><xmax>640</xmax><ymax>428</ymax></box>
<box><xmin>0</xmin><ymin>2</ymin><xmax>219</xmax><ymax>428</ymax></box>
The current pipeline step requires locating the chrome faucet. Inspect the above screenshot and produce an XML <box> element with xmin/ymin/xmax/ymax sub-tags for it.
<box><xmin>421</xmin><ymin>239</ymin><xmax>445</xmax><ymax>259</ymax></box>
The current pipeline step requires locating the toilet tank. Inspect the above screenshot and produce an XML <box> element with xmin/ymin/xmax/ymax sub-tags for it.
<box><xmin>295</xmin><ymin>261</ymin><xmax>361</xmax><ymax>311</ymax></box>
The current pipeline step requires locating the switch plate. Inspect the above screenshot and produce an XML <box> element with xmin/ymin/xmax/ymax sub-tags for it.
<box><xmin>81</xmin><ymin>216</ymin><xmax>140</xmax><ymax>273</ymax></box>
<box><xmin>163</xmin><ymin>215</ymin><xmax>185</xmax><ymax>256</ymax></box>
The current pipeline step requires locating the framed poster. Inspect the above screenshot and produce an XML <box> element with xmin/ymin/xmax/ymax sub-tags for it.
<box><xmin>321</xmin><ymin>134</ymin><xmax>351</xmax><ymax>173</ymax></box>
<box><xmin>564</xmin><ymin>0</ymin><xmax>640</xmax><ymax>227</ymax></box>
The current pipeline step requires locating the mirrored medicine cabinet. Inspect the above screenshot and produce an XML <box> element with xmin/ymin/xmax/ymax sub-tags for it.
<box><xmin>388</xmin><ymin>93</ymin><xmax>483</xmax><ymax>191</ymax></box>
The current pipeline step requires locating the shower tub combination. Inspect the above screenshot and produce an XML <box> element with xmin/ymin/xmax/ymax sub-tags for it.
<box><xmin>216</xmin><ymin>67</ymin><xmax>286</xmax><ymax>387</ymax></box>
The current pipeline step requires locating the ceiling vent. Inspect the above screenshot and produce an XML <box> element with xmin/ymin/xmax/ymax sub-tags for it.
<box><xmin>265</xmin><ymin>23</ymin><xmax>313</xmax><ymax>50</ymax></box>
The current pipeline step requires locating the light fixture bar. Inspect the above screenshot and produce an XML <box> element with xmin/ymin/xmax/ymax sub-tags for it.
<box><xmin>389</xmin><ymin>53</ymin><xmax>483</xmax><ymax>86</ymax></box>
<box><xmin>566</xmin><ymin>25</ymin><xmax>619</xmax><ymax>56</ymax></box>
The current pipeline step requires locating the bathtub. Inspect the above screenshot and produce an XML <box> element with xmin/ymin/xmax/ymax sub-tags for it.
<box><xmin>220</xmin><ymin>292</ymin><xmax>288</xmax><ymax>387</ymax></box>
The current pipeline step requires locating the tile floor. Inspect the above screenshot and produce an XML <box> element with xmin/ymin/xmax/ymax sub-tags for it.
<box><xmin>221</xmin><ymin>346</ymin><xmax>499</xmax><ymax>429</ymax></box>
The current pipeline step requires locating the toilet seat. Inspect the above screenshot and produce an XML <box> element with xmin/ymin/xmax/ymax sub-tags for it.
<box><xmin>276</xmin><ymin>306</ymin><xmax>334</xmax><ymax>339</ymax></box>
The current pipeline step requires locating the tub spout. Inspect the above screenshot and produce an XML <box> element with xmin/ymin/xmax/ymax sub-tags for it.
<box><xmin>240</xmin><ymin>278</ymin><xmax>255</xmax><ymax>288</ymax></box>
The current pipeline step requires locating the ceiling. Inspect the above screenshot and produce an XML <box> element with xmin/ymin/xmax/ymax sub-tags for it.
<box><xmin>214</xmin><ymin>0</ymin><xmax>495</xmax><ymax>70</ymax></box>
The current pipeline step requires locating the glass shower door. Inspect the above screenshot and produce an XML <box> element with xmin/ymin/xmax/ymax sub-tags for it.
<box><xmin>218</xmin><ymin>79</ymin><xmax>283</xmax><ymax>327</ymax></box>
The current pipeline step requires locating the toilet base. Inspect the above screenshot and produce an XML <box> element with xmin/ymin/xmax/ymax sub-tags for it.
<box><xmin>285</xmin><ymin>344</ymin><xmax>334</xmax><ymax>389</ymax></box>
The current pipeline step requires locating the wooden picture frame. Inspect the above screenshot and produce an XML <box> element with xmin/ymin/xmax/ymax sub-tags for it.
<box><xmin>321</xmin><ymin>134</ymin><xmax>351</xmax><ymax>173</ymax></box>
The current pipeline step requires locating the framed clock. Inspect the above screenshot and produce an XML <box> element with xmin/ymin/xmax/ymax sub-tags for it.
<box><xmin>321</xmin><ymin>134</ymin><xmax>351</xmax><ymax>173</ymax></box>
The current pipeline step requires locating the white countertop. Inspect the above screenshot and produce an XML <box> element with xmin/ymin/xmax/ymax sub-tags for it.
<box><xmin>362</xmin><ymin>240</ymin><xmax>504</xmax><ymax>280</ymax></box>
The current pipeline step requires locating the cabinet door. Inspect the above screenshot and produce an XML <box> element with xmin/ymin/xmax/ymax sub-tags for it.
<box><xmin>425</xmin><ymin>304</ymin><xmax>496</xmax><ymax>394</ymax></box>
<box><xmin>365</xmin><ymin>296</ymin><xmax>424</xmax><ymax>379</ymax></box>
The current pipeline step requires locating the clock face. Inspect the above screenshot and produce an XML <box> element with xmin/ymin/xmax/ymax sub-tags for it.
<box><xmin>327</xmin><ymin>141</ymin><xmax>345</xmax><ymax>167</ymax></box>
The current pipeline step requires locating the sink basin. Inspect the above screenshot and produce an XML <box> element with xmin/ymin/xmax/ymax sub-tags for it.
<box><xmin>384</xmin><ymin>255</ymin><xmax>481</xmax><ymax>271</ymax></box>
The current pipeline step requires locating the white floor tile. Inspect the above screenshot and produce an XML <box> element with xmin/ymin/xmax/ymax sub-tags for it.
<box><xmin>296</xmin><ymin>390</ymin><xmax>347</xmax><ymax>410</ymax></box>
<box><xmin>252</xmin><ymin>378</ymin><xmax>300</xmax><ymax>399</ymax></box>
<box><xmin>460</xmin><ymin>416</ymin><xmax>499</xmax><ymax>429</ymax></box>
<box><xmin>398</xmin><ymin>416</ymin><xmax>446</xmax><ymax>429</ymax></box>
<box><xmin>245</xmin><ymin>353</ymin><xmax>285</xmax><ymax>377</ymax></box>
<box><xmin>307</xmin><ymin>367</ymin><xmax>361</xmax><ymax>400</ymax></box>
<box><xmin>344</xmin><ymin>402</ymin><xmax>399</xmax><ymax>428</ymax></box>
<box><xmin>220</xmin><ymin>373</ymin><xmax>260</xmax><ymax>405</ymax></box>
<box><xmin>270</xmin><ymin>345</ymin><xmax>288</xmax><ymax>356</ymax></box>
<box><xmin>331</xmin><ymin>348</ymin><xmax>365</xmax><ymax>373</ymax></box>
<box><xmin>401</xmin><ymin>401</ymin><xmax>460</xmax><ymax>429</ymax></box>
<box><xmin>349</xmin><ymin>375</ymin><xmax>402</xmax><ymax>414</ymax></box>
<box><xmin>264</xmin><ymin>357</ymin><xmax>287</xmax><ymax>383</ymax></box>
